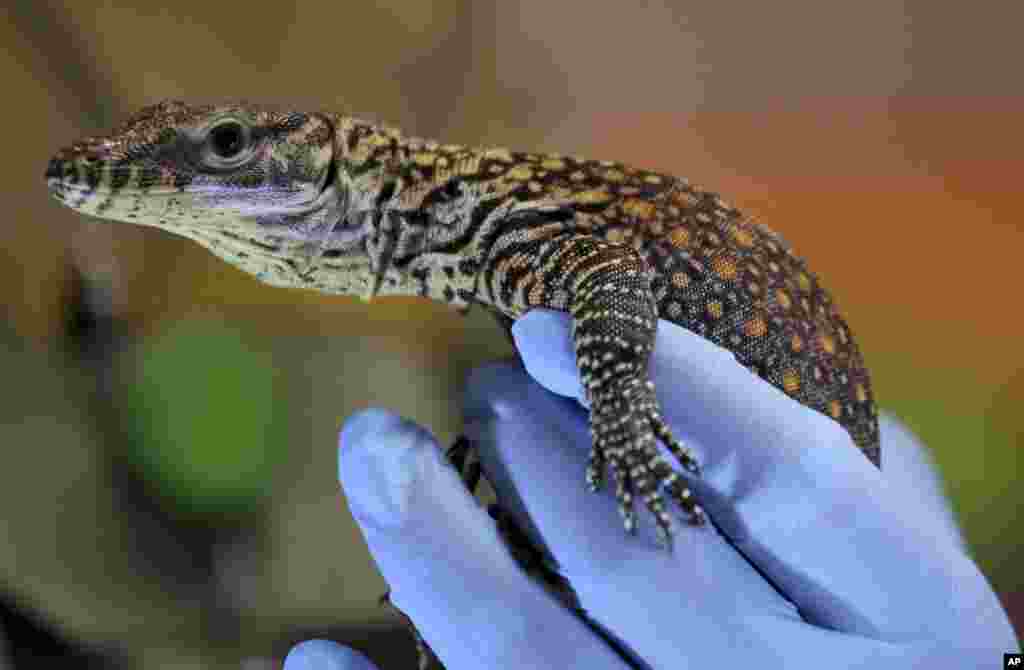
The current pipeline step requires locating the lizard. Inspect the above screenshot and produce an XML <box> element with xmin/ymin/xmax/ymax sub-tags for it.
<box><xmin>45</xmin><ymin>100</ymin><xmax>880</xmax><ymax>548</ymax></box>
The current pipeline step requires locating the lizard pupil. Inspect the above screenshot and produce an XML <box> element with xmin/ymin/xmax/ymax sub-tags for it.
<box><xmin>209</xmin><ymin>122</ymin><xmax>245</xmax><ymax>158</ymax></box>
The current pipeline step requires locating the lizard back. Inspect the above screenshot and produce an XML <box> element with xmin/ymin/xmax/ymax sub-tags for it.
<box><xmin>369</xmin><ymin>135</ymin><xmax>880</xmax><ymax>465</ymax></box>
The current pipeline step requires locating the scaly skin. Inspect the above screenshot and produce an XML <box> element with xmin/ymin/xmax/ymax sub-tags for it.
<box><xmin>45</xmin><ymin>100</ymin><xmax>879</xmax><ymax>547</ymax></box>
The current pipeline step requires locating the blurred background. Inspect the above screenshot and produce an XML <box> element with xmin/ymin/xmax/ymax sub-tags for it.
<box><xmin>2</xmin><ymin>0</ymin><xmax>1021</xmax><ymax>666</ymax></box>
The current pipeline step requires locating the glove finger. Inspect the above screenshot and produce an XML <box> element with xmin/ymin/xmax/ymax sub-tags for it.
<box><xmin>876</xmin><ymin>413</ymin><xmax>965</xmax><ymax>549</ymax></box>
<box><xmin>511</xmin><ymin>310</ymin><xmax>1009</xmax><ymax>646</ymax></box>
<box><xmin>462</xmin><ymin>363</ymin><xmax>804</xmax><ymax>668</ymax></box>
<box><xmin>463</xmin><ymin>371</ymin><xmax>1010</xmax><ymax>666</ymax></box>
<box><xmin>283</xmin><ymin>640</ymin><xmax>378</xmax><ymax>670</ymax></box>
<box><xmin>338</xmin><ymin>408</ymin><xmax>631</xmax><ymax>670</ymax></box>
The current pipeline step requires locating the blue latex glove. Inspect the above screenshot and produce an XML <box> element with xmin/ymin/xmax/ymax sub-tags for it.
<box><xmin>285</xmin><ymin>309</ymin><xmax>1020</xmax><ymax>669</ymax></box>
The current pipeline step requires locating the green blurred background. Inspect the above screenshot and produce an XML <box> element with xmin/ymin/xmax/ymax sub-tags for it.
<box><xmin>1</xmin><ymin>0</ymin><xmax>1021</xmax><ymax>666</ymax></box>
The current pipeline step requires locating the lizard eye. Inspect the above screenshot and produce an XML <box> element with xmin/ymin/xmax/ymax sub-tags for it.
<box><xmin>202</xmin><ymin>119</ymin><xmax>252</xmax><ymax>167</ymax></box>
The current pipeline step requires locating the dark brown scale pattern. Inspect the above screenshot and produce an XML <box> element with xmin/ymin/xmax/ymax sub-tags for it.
<box><xmin>457</xmin><ymin>151</ymin><xmax>879</xmax><ymax>466</ymax></box>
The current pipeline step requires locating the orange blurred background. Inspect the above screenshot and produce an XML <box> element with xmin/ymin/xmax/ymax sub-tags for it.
<box><xmin>1</xmin><ymin>0</ymin><xmax>1020</xmax><ymax>666</ymax></box>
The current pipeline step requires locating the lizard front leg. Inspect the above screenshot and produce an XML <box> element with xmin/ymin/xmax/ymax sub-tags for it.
<box><xmin>485</xmin><ymin>228</ymin><xmax>705</xmax><ymax>547</ymax></box>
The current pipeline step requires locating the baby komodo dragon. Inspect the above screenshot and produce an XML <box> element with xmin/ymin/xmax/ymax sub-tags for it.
<box><xmin>46</xmin><ymin>100</ymin><xmax>879</xmax><ymax>548</ymax></box>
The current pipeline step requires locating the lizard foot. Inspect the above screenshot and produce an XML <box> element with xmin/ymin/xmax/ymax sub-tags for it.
<box><xmin>587</xmin><ymin>376</ymin><xmax>705</xmax><ymax>548</ymax></box>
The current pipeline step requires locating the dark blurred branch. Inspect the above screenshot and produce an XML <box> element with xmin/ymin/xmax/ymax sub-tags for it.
<box><xmin>8</xmin><ymin>0</ymin><xmax>124</xmax><ymax>128</ymax></box>
<box><xmin>10</xmin><ymin>0</ymin><xmax>240</xmax><ymax>655</ymax></box>
<box><xmin>9</xmin><ymin>0</ymin><xmax>126</xmax><ymax>355</ymax></box>
<box><xmin>9</xmin><ymin>0</ymin><xmax>125</xmax><ymax>343</ymax></box>
<box><xmin>0</xmin><ymin>586</ymin><xmax>125</xmax><ymax>669</ymax></box>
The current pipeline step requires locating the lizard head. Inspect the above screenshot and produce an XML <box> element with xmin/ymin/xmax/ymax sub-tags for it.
<box><xmin>45</xmin><ymin>100</ymin><xmax>340</xmax><ymax>226</ymax></box>
<box><xmin>45</xmin><ymin>100</ymin><xmax>369</xmax><ymax>287</ymax></box>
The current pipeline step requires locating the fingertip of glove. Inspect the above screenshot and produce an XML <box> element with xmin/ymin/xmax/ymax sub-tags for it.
<box><xmin>340</xmin><ymin>408</ymin><xmax>409</xmax><ymax>447</ymax></box>
<box><xmin>284</xmin><ymin>640</ymin><xmax>376</xmax><ymax>670</ymax></box>
<box><xmin>338</xmin><ymin>408</ymin><xmax>436</xmax><ymax>529</ymax></box>
<box><xmin>510</xmin><ymin>310</ymin><xmax>586</xmax><ymax>401</ymax></box>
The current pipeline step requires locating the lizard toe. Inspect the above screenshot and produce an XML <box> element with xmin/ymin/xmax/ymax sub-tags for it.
<box><xmin>588</xmin><ymin>376</ymin><xmax>706</xmax><ymax>545</ymax></box>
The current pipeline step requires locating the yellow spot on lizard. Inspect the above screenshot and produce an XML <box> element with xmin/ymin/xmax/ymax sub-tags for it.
<box><xmin>744</xmin><ymin>316</ymin><xmax>767</xmax><ymax>338</ymax></box>
<box><xmin>484</xmin><ymin>147</ymin><xmax>514</xmax><ymax>162</ymax></box>
<box><xmin>783</xmin><ymin>369</ymin><xmax>801</xmax><ymax>394</ymax></box>
<box><xmin>413</xmin><ymin>152</ymin><xmax>436</xmax><ymax>167</ymax></box>
<box><xmin>574</xmin><ymin>188</ymin><xmax>612</xmax><ymax>205</ymax></box>
<box><xmin>732</xmin><ymin>227</ymin><xmax>755</xmax><ymax>247</ymax></box>
<box><xmin>622</xmin><ymin>197</ymin><xmax>656</xmax><ymax>219</ymax></box>
<box><xmin>668</xmin><ymin>228</ymin><xmax>690</xmax><ymax>248</ymax></box>
<box><xmin>673</xmin><ymin>190</ymin><xmax>698</xmax><ymax>208</ymax></box>
<box><xmin>507</xmin><ymin>165</ymin><xmax>534</xmax><ymax>181</ymax></box>
<box><xmin>606</xmin><ymin>227</ymin><xmax>628</xmax><ymax>243</ymax></box>
<box><xmin>712</xmin><ymin>254</ymin><xmax>738</xmax><ymax>280</ymax></box>
<box><xmin>798</xmin><ymin>272</ymin><xmax>812</xmax><ymax>292</ymax></box>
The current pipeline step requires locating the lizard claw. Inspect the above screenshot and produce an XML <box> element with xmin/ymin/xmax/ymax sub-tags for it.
<box><xmin>585</xmin><ymin>446</ymin><xmax>606</xmax><ymax>492</ymax></box>
<box><xmin>588</xmin><ymin>377</ymin><xmax>705</xmax><ymax>546</ymax></box>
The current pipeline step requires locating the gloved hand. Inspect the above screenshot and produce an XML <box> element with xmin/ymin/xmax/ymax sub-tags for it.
<box><xmin>285</xmin><ymin>309</ymin><xmax>1020</xmax><ymax>669</ymax></box>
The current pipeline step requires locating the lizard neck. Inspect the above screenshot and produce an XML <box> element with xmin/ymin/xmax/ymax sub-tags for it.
<box><xmin>321</xmin><ymin>116</ymin><xmax>686</xmax><ymax>312</ymax></box>
<box><xmin>323</xmin><ymin>117</ymin><xmax>519</xmax><ymax>307</ymax></box>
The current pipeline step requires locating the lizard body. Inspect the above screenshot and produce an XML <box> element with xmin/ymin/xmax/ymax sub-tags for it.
<box><xmin>46</xmin><ymin>101</ymin><xmax>879</xmax><ymax>545</ymax></box>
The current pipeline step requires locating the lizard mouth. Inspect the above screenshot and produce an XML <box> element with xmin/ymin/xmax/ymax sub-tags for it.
<box><xmin>45</xmin><ymin>140</ymin><xmax>126</xmax><ymax>203</ymax></box>
<box><xmin>44</xmin><ymin>160</ymin><xmax>119</xmax><ymax>215</ymax></box>
<box><xmin>44</xmin><ymin>151</ymin><xmax>182</xmax><ymax>218</ymax></box>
